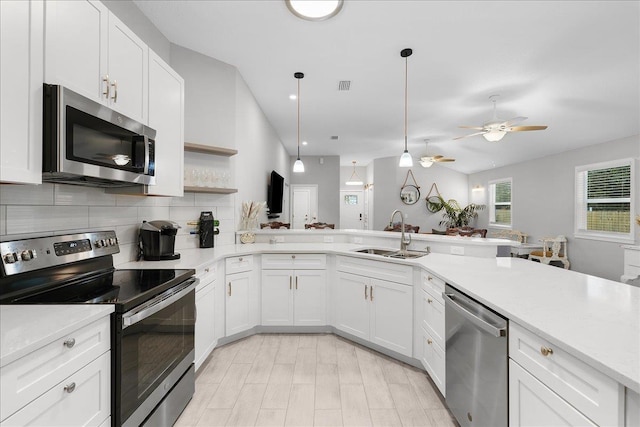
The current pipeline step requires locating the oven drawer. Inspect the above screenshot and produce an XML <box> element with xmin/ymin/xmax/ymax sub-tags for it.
<box><xmin>225</xmin><ymin>255</ymin><xmax>253</xmax><ymax>274</ymax></box>
<box><xmin>509</xmin><ymin>322</ymin><xmax>622</xmax><ymax>427</ymax></box>
<box><xmin>1</xmin><ymin>351</ymin><xmax>110</xmax><ymax>427</ymax></box>
<box><xmin>0</xmin><ymin>316</ymin><xmax>110</xmax><ymax>421</ymax></box>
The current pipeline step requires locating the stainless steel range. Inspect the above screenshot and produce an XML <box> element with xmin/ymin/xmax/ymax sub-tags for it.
<box><xmin>0</xmin><ymin>231</ymin><xmax>197</xmax><ymax>427</ymax></box>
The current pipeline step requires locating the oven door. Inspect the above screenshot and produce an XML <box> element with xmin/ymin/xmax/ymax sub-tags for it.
<box><xmin>116</xmin><ymin>278</ymin><xmax>196</xmax><ymax>427</ymax></box>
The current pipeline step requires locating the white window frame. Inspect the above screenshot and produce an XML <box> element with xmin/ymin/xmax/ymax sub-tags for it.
<box><xmin>574</xmin><ymin>158</ymin><xmax>635</xmax><ymax>244</ymax></box>
<box><xmin>489</xmin><ymin>178</ymin><xmax>512</xmax><ymax>229</ymax></box>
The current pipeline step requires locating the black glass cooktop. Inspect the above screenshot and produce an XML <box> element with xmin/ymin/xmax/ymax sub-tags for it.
<box><xmin>3</xmin><ymin>268</ymin><xmax>195</xmax><ymax>313</ymax></box>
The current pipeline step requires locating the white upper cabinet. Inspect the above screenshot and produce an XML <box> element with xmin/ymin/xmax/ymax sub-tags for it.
<box><xmin>0</xmin><ymin>0</ymin><xmax>44</xmax><ymax>184</ymax></box>
<box><xmin>45</xmin><ymin>0</ymin><xmax>148</xmax><ymax>124</ymax></box>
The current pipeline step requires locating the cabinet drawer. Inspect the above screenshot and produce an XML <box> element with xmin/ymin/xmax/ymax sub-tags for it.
<box><xmin>262</xmin><ymin>253</ymin><xmax>326</xmax><ymax>270</ymax></box>
<box><xmin>196</xmin><ymin>263</ymin><xmax>217</xmax><ymax>286</ymax></box>
<box><xmin>336</xmin><ymin>255</ymin><xmax>413</xmax><ymax>285</ymax></box>
<box><xmin>0</xmin><ymin>316</ymin><xmax>110</xmax><ymax>421</ymax></box>
<box><xmin>225</xmin><ymin>255</ymin><xmax>253</xmax><ymax>274</ymax></box>
<box><xmin>421</xmin><ymin>290</ymin><xmax>445</xmax><ymax>349</ymax></box>
<box><xmin>624</xmin><ymin>248</ymin><xmax>640</xmax><ymax>268</ymax></box>
<box><xmin>421</xmin><ymin>270</ymin><xmax>445</xmax><ymax>302</ymax></box>
<box><xmin>1</xmin><ymin>351</ymin><xmax>110</xmax><ymax>427</ymax></box>
<box><xmin>421</xmin><ymin>330</ymin><xmax>445</xmax><ymax>397</ymax></box>
<box><xmin>509</xmin><ymin>322</ymin><xmax>622</xmax><ymax>427</ymax></box>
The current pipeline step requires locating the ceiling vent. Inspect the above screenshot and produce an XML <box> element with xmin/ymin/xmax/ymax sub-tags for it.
<box><xmin>330</xmin><ymin>135</ymin><xmax>339</xmax><ymax>140</ymax></box>
<box><xmin>338</xmin><ymin>81</ymin><xmax>351</xmax><ymax>91</ymax></box>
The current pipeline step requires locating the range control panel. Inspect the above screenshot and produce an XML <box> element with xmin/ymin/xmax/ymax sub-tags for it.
<box><xmin>0</xmin><ymin>231</ymin><xmax>120</xmax><ymax>276</ymax></box>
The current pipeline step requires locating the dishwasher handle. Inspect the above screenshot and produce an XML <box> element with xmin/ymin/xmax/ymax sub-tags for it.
<box><xmin>443</xmin><ymin>292</ymin><xmax>506</xmax><ymax>338</ymax></box>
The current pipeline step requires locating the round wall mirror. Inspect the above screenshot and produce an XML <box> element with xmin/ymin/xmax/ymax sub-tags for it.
<box><xmin>426</xmin><ymin>195</ymin><xmax>443</xmax><ymax>213</ymax></box>
<box><xmin>400</xmin><ymin>185</ymin><xmax>420</xmax><ymax>205</ymax></box>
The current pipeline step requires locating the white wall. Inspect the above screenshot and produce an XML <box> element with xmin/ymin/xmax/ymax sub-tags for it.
<box><xmin>468</xmin><ymin>135</ymin><xmax>640</xmax><ymax>281</ymax></box>
<box><xmin>373</xmin><ymin>156</ymin><xmax>469</xmax><ymax>232</ymax></box>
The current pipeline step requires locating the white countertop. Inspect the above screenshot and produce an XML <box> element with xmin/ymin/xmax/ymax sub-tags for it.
<box><xmin>125</xmin><ymin>242</ymin><xmax>640</xmax><ymax>393</ymax></box>
<box><xmin>0</xmin><ymin>305</ymin><xmax>114</xmax><ymax>368</ymax></box>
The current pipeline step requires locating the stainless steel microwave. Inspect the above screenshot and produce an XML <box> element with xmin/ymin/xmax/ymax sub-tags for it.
<box><xmin>43</xmin><ymin>84</ymin><xmax>156</xmax><ymax>187</ymax></box>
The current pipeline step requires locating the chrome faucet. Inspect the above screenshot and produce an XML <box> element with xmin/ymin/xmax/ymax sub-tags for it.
<box><xmin>389</xmin><ymin>209</ymin><xmax>411</xmax><ymax>252</ymax></box>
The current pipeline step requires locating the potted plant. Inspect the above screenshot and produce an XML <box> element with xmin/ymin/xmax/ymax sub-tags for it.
<box><xmin>427</xmin><ymin>195</ymin><xmax>485</xmax><ymax>229</ymax></box>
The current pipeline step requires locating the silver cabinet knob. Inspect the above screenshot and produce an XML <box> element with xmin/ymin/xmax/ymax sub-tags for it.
<box><xmin>64</xmin><ymin>382</ymin><xmax>76</xmax><ymax>393</ymax></box>
<box><xmin>292</xmin><ymin>255</ymin><xmax>296</xmax><ymax>259</ymax></box>
<box><xmin>427</xmin><ymin>298</ymin><xmax>433</xmax><ymax>304</ymax></box>
<box><xmin>239</xmin><ymin>257</ymin><xmax>243</xmax><ymax>262</ymax></box>
<box><xmin>204</xmin><ymin>268</ymin><xmax>210</xmax><ymax>273</ymax></box>
<box><xmin>63</xmin><ymin>338</ymin><xmax>76</xmax><ymax>348</ymax></box>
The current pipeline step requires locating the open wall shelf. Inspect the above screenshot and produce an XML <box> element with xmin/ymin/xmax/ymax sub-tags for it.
<box><xmin>183</xmin><ymin>186</ymin><xmax>237</xmax><ymax>194</ymax></box>
<box><xmin>184</xmin><ymin>142</ymin><xmax>238</xmax><ymax>157</ymax></box>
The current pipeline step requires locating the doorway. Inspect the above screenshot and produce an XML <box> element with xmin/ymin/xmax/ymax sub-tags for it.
<box><xmin>340</xmin><ymin>190</ymin><xmax>364</xmax><ymax>230</ymax></box>
<box><xmin>290</xmin><ymin>185</ymin><xmax>318</xmax><ymax>229</ymax></box>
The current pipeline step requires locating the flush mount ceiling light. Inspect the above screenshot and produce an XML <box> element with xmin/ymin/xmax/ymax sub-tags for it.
<box><xmin>345</xmin><ymin>161</ymin><xmax>364</xmax><ymax>186</ymax></box>
<box><xmin>398</xmin><ymin>48</ymin><xmax>413</xmax><ymax>168</ymax></box>
<box><xmin>285</xmin><ymin>0</ymin><xmax>343</xmax><ymax>21</ymax></box>
<box><xmin>293</xmin><ymin>72</ymin><xmax>305</xmax><ymax>173</ymax></box>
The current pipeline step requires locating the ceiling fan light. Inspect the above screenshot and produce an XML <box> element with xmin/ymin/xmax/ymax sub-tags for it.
<box><xmin>419</xmin><ymin>159</ymin><xmax>434</xmax><ymax>168</ymax></box>
<box><xmin>285</xmin><ymin>0</ymin><xmax>343</xmax><ymax>21</ymax></box>
<box><xmin>293</xmin><ymin>158</ymin><xmax>305</xmax><ymax>173</ymax></box>
<box><xmin>399</xmin><ymin>150</ymin><xmax>413</xmax><ymax>167</ymax></box>
<box><xmin>483</xmin><ymin>130</ymin><xmax>507</xmax><ymax>142</ymax></box>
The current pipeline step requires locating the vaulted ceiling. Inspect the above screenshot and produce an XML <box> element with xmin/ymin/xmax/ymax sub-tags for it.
<box><xmin>134</xmin><ymin>0</ymin><xmax>639</xmax><ymax>173</ymax></box>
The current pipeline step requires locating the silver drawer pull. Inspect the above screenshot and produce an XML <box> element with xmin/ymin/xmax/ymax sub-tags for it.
<box><xmin>427</xmin><ymin>339</ymin><xmax>433</xmax><ymax>345</ymax></box>
<box><xmin>64</xmin><ymin>382</ymin><xmax>76</xmax><ymax>393</ymax></box>
<box><xmin>427</xmin><ymin>298</ymin><xmax>433</xmax><ymax>304</ymax></box>
<box><xmin>204</xmin><ymin>268</ymin><xmax>210</xmax><ymax>273</ymax></box>
<box><xmin>428</xmin><ymin>276</ymin><xmax>433</xmax><ymax>281</ymax></box>
<box><xmin>540</xmin><ymin>346</ymin><xmax>553</xmax><ymax>357</ymax></box>
<box><xmin>292</xmin><ymin>255</ymin><xmax>296</xmax><ymax>259</ymax></box>
<box><xmin>63</xmin><ymin>338</ymin><xmax>76</xmax><ymax>348</ymax></box>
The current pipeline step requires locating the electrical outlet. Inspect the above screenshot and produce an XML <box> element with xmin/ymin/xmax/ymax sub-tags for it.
<box><xmin>450</xmin><ymin>246</ymin><xmax>464</xmax><ymax>255</ymax></box>
<box><xmin>324</xmin><ymin>236</ymin><xmax>334</xmax><ymax>243</ymax></box>
<box><xmin>354</xmin><ymin>237</ymin><xmax>363</xmax><ymax>244</ymax></box>
<box><xmin>275</xmin><ymin>236</ymin><xmax>285</xmax><ymax>243</ymax></box>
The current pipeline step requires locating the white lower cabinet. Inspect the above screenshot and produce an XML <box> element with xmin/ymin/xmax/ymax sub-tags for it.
<box><xmin>225</xmin><ymin>270</ymin><xmax>252</xmax><ymax>336</ymax></box>
<box><xmin>420</xmin><ymin>331</ymin><xmax>445</xmax><ymax>396</ymax></box>
<box><xmin>419</xmin><ymin>271</ymin><xmax>446</xmax><ymax>396</ymax></box>
<box><xmin>509</xmin><ymin>360</ymin><xmax>597</xmax><ymax>427</ymax></box>
<box><xmin>261</xmin><ymin>269</ymin><xmax>326</xmax><ymax>326</ymax></box>
<box><xmin>1</xmin><ymin>352</ymin><xmax>111</xmax><ymax>427</ymax></box>
<box><xmin>334</xmin><ymin>271</ymin><xmax>412</xmax><ymax>357</ymax></box>
<box><xmin>195</xmin><ymin>265</ymin><xmax>216</xmax><ymax>371</ymax></box>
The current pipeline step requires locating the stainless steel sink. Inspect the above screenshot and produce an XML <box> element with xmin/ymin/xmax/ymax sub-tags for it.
<box><xmin>353</xmin><ymin>248</ymin><xmax>429</xmax><ymax>259</ymax></box>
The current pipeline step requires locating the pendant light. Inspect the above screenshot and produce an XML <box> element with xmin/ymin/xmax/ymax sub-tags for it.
<box><xmin>293</xmin><ymin>72</ymin><xmax>305</xmax><ymax>173</ymax></box>
<box><xmin>345</xmin><ymin>161</ymin><xmax>364</xmax><ymax>186</ymax></box>
<box><xmin>398</xmin><ymin>48</ymin><xmax>413</xmax><ymax>167</ymax></box>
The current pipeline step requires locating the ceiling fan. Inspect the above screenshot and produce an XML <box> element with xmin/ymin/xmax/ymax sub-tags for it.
<box><xmin>419</xmin><ymin>140</ymin><xmax>455</xmax><ymax>168</ymax></box>
<box><xmin>454</xmin><ymin>95</ymin><xmax>548</xmax><ymax>142</ymax></box>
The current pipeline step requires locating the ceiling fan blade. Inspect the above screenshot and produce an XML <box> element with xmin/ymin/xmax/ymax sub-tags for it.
<box><xmin>432</xmin><ymin>155</ymin><xmax>443</xmax><ymax>160</ymax></box>
<box><xmin>434</xmin><ymin>158</ymin><xmax>455</xmax><ymax>162</ymax></box>
<box><xmin>459</xmin><ymin>125</ymin><xmax>485</xmax><ymax>130</ymax></box>
<box><xmin>507</xmin><ymin>125</ymin><xmax>548</xmax><ymax>132</ymax></box>
<box><xmin>502</xmin><ymin>116</ymin><xmax>527</xmax><ymax>127</ymax></box>
<box><xmin>453</xmin><ymin>131</ymin><xmax>487</xmax><ymax>140</ymax></box>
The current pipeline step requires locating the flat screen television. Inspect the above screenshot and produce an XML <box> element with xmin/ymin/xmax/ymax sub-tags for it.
<box><xmin>267</xmin><ymin>170</ymin><xmax>284</xmax><ymax>217</ymax></box>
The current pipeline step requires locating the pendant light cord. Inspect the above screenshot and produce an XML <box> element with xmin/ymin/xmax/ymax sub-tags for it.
<box><xmin>404</xmin><ymin>55</ymin><xmax>408</xmax><ymax>151</ymax></box>
<box><xmin>297</xmin><ymin>77</ymin><xmax>301</xmax><ymax>158</ymax></box>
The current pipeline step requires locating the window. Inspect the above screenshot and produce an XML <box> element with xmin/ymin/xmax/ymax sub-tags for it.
<box><xmin>489</xmin><ymin>178</ymin><xmax>512</xmax><ymax>227</ymax></box>
<box><xmin>575</xmin><ymin>159</ymin><xmax>634</xmax><ymax>243</ymax></box>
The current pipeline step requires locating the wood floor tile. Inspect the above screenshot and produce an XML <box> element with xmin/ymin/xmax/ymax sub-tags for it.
<box><xmin>207</xmin><ymin>364</ymin><xmax>251</xmax><ymax>408</ymax></box>
<box><xmin>315</xmin><ymin>383</ymin><xmax>341</xmax><ymax>410</ymax></box>
<box><xmin>337</xmin><ymin>346</ymin><xmax>363</xmax><ymax>384</ymax></box>
<box><xmin>340</xmin><ymin>384</ymin><xmax>372</xmax><ymax>426</ymax></box>
<box><xmin>246</xmin><ymin>347</ymin><xmax>278</xmax><ymax>384</ymax></box>
<box><xmin>314</xmin><ymin>409</ymin><xmax>343</xmax><ymax>427</ymax></box>
<box><xmin>284</xmin><ymin>384</ymin><xmax>315</xmax><ymax>426</ymax></box>
<box><xmin>225</xmin><ymin>383</ymin><xmax>267</xmax><ymax>426</ymax></box>
<box><xmin>293</xmin><ymin>348</ymin><xmax>317</xmax><ymax>384</ymax></box>
<box><xmin>379</xmin><ymin>357</ymin><xmax>409</xmax><ymax>385</ymax></box>
<box><xmin>369</xmin><ymin>408</ymin><xmax>402</xmax><ymax>427</ymax></box>
<box><xmin>269</xmin><ymin>363</ymin><xmax>294</xmax><ymax>384</ymax></box>
<box><xmin>233</xmin><ymin>335</ymin><xmax>265</xmax><ymax>364</ymax></box>
<box><xmin>317</xmin><ymin>335</ymin><xmax>338</xmax><ymax>365</ymax></box>
<box><xmin>298</xmin><ymin>334</ymin><xmax>318</xmax><ymax>349</ymax></box>
<box><xmin>276</xmin><ymin>335</ymin><xmax>300</xmax><ymax>364</ymax></box>
<box><xmin>255</xmin><ymin>409</ymin><xmax>286</xmax><ymax>427</ymax></box>
<box><xmin>388</xmin><ymin>383</ymin><xmax>431</xmax><ymax>427</ymax></box>
<box><xmin>404</xmin><ymin>367</ymin><xmax>445</xmax><ymax>410</ymax></box>
<box><xmin>262</xmin><ymin>383</ymin><xmax>291</xmax><ymax>409</ymax></box>
<box><xmin>356</xmin><ymin>348</ymin><xmax>394</xmax><ymax>409</ymax></box>
<box><xmin>315</xmin><ymin>363</ymin><xmax>339</xmax><ymax>385</ymax></box>
<box><xmin>175</xmin><ymin>383</ymin><xmax>219</xmax><ymax>426</ymax></box>
<box><xmin>425</xmin><ymin>409</ymin><xmax>456</xmax><ymax>427</ymax></box>
<box><xmin>194</xmin><ymin>408</ymin><xmax>231</xmax><ymax>426</ymax></box>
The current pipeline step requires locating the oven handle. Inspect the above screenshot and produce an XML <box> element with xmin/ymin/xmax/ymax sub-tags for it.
<box><xmin>122</xmin><ymin>277</ymin><xmax>198</xmax><ymax>329</ymax></box>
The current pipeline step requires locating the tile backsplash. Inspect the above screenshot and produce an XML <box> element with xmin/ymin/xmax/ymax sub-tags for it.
<box><xmin>0</xmin><ymin>184</ymin><xmax>236</xmax><ymax>266</ymax></box>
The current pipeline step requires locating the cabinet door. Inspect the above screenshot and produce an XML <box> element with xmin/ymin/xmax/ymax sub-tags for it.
<box><xmin>146</xmin><ymin>50</ymin><xmax>184</xmax><ymax>196</ymax></box>
<box><xmin>421</xmin><ymin>331</ymin><xmax>445</xmax><ymax>397</ymax></box>
<box><xmin>509</xmin><ymin>360</ymin><xmax>597</xmax><ymax>427</ymax></box>
<box><xmin>370</xmin><ymin>278</ymin><xmax>413</xmax><ymax>357</ymax></box>
<box><xmin>44</xmin><ymin>0</ymin><xmax>108</xmax><ymax>103</ymax></box>
<box><xmin>106</xmin><ymin>12</ymin><xmax>148</xmax><ymax>123</ymax></box>
<box><xmin>261</xmin><ymin>270</ymin><xmax>294</xmax><ymax>326</ymax></box>
<box><xmin>0</xmin><ymin>0</ymin><xmax>43</xmax><ymax>184</ymax></box>
<box><xmin>293</xmin><ymin>270</ymin><xmax>326</xmax><ymax>326</ymax></box>
<box><xmin>333</xmin><ymin>272</ymin><xmax>369</xmax><ymax>340</ymax></box>
<box><xmin>1</xmin><ymin>351</ymin><xmax>110</xmax><ymax>427</ymax></box>
<box><xmin>225</xmin><ymin>272</ymin><xmax>252</xmax><ymax>336</ymax></box>
<box><xmin>195</xmin><ymin>282</ymin><xmax>216</xmax><ymax>371</ymax></box>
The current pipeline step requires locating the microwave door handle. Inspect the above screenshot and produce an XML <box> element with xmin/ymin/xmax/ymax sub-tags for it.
<box><xmin>122</xmin><ymin>278</ymin><xmax>197</xmax><ymax>329</ymax></box>
<box><xmin>443</xmin><ymin>292</ymin><xmax>506</xmax><ymax>337</ymax></box>
<box><xmin>143</xmin><ymin>135</ymin><xmax>150</xmax><ymax>175</ymax></box>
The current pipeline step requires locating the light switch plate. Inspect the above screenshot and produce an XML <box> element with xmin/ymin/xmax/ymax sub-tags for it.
<box><xmin>324</xmin><ymin>236</ymin><xmax>334</xmax><ymax>243</ymax></box>
<box><xmin>450</xmin><ymin>246</ymin><xmax>464</xmax><ymax>255</ymax></box>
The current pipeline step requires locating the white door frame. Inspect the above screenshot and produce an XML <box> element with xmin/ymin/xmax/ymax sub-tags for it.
<box><xmin>290</xmin><ymin>184</ymin><xmax>318</xmax><ymax>229</ymax></box>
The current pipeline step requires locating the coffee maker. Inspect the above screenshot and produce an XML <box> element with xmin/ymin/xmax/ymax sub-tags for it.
<box><xmin>138</xmin><ymin>220</ymin><xmax>181</xmax><ymax>261</ymax></box>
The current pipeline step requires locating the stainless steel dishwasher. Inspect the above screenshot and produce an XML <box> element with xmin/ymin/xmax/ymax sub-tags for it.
<box><xmin>443</xmin><ymin>284</ymin><xmax>508</xmax><ymax>427</ymax></box>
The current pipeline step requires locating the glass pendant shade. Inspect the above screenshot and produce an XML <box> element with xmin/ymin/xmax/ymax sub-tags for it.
<box><xmin>293</xmin><ymin>158</ymin><xmax>305</xmax><ymax>173</ymax></box>
<box><xmin>399</xmin><ymin>150</ymin><xmax>413</xmax><ymax>167</ymax></box>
